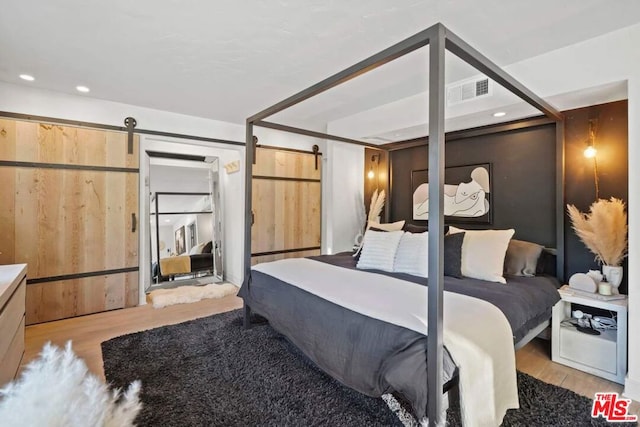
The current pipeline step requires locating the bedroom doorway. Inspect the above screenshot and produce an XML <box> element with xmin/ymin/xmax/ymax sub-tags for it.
<box><xmin>147</xmin><ymin>153</ymin><xmax>223</xmax><ymax>291</ymax></box>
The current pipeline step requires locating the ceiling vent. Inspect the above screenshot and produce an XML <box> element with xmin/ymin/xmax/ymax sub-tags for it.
<box><xmin>446</xmin><ymin>76</ymin><xmax>492</xmax><ymax>106</ymax></box>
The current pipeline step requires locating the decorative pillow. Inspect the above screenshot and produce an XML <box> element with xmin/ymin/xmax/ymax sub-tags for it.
<box><xmin>443</xmin><ymin>232</ymin><xmax>465</xmax><ymax>278</ymax></box>
<box><xmin>448</xmin><ymin>226</ymin><xmax>515</xmax><ymax>284</ymax></box>
<box><xmin>189</xmin><ymin>242</ymin><xmax>206</xmax><ymax>255</ymax></box>
<box><xmin>394</xmin><ymin>232</ymin><xmax>428</xmax><ymax>277</ymax></box>
<box><xmin>357</xmin><ymin>230</ymin><xmax>404</xmax><ymax>272</ymax></box>
<box><xmin>536</xmin><ymin>248</ymin><xmax>557</xmax><ymax>276</ymax></box>
<box><xmin>353</xmin><ymin>221</ymin><xmax>405</xmax><ymax>258</ymax></box>
<box><xmin>403</xmin><ymin>223</ymin><xmax>428</xmax><ymax>234</ymax></box>
<box><xmin>402</xmin><ymin>223</ymin><xmax>450</xmax><ymax>235</ymax></box>
<box><xmin>391</xmin><ymin>232</ymin><xmax>464</xmax><ymax>278</ymax></box>
<box><xmin>202</xmin><ymin>241</ymin><xmax>213</xmax><ymax>254</ymax></box>
<box><xmin>367</xmin><ymin>220</ymin><xmax>405</xmax><ymax>232</ymax></box>
<box><xmin>504</xmin><ymin>239</ymin><xmax>544</xmax><ymax>277</ymax></box>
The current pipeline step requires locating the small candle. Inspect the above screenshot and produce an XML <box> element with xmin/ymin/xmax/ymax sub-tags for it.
<box><xmin>599</xmin><ymin>282</ymin><xmax>612</xmax><ymax>296</ymax></box>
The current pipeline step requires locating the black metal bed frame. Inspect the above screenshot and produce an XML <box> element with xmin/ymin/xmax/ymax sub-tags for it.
<box><xmin>244</xmin><ymin>22</ymin><xmax>564</xmax><ymax>426</ymax></box>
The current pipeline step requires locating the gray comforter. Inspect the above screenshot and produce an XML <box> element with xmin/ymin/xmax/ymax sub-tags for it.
<box><xmin>238</xmin><ymin>253</ymin><xmax>560</xmax><ymax>419</ymax></box>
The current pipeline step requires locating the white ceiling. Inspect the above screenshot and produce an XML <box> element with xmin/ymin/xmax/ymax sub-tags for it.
<box><xmin>2</xmin><ymin>1</ymin><xmax>640</xmax><ymax>127</ymax></box>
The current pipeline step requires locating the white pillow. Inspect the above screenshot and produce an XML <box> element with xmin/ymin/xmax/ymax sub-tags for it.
<box><xmin>357</xmin><ymin>230</ymin><xmax>404</xmax><ymax>272</ymax></box>
<box><xmin>189</xmin><ymin>242</ymin><xmax>206</xmax><ymax>255</ymax></box>
<box><xmin>353</xmin><ymin>220</ymin><xmax>406</xmax><ymax>258</ymax></box>
<box><xmin>393</xmin><ymin>231</ymin><xmax>428</xmax><ymax>277</ymax></box>
<box><xmin>367</xmin><ymin>220</ymin><xmax>405</xmax><ymax>231</ymax></box>
<box><xmin>448</xmin><ymin>226</ymin><xmax>515</xmax><ymax>284</ymax></box>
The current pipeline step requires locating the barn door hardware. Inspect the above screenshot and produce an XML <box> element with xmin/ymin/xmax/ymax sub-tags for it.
<box><xmin>124</xmin><ymin>117</ymin><xmax>137</xmax><ymax>154</ymax></box>
<box><xmin>312</xmin><ymin>144</ymin><xmax>320</xmax><ymax>170</ymax></box>
<box><xmin>252</xmin><ymin>136</ymin><xmax>258</xmax><ymax>164</ymax></box>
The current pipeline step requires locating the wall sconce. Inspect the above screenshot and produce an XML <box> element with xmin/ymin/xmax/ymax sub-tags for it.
<box><xmin>584</xmin><ymin>119</ymin><xmax>598</xmax><ymax>158</ymax></box>
<box><xmin>584</xmin><ymin>118</ymin><xmax>600</xmax><ymax>198</ymax></box>
<box><xmin>368</xmin><ymin>154</ymin><xmax>380</xmax><ymax>180</ymax></box>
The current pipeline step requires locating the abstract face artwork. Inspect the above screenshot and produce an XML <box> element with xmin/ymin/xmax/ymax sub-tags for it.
<box><xmin>412</xmin><ymin>165</ymin><xmax>491</xmax><ymax>223</ymax></box>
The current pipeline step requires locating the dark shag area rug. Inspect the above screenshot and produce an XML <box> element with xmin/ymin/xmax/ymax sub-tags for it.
<box><xmin>102</xmin><ymin>310</ymin><xmax>637</xmax><ymax>427</ymax></box>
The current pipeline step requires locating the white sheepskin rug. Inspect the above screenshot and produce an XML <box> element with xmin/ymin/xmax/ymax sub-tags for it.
<box><xmin>0</xmin><ymin>342</ymin><xmax>141</xmax><ymax>427</ymax></box>
<box><xmin>149</xmin><ymin>283</ymin><xmax>238</xmax><ymax>308</ymax></box>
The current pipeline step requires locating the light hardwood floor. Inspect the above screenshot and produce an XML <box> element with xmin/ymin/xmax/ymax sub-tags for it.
<box><xmin>22</xmin><ymin>293</ymin><xmax>639</xmax><ymax>418</ymax></box>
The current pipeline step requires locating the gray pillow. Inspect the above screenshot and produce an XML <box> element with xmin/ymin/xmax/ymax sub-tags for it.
<box><xmin>444</xmin><ymin>232</ymin><xmax>464</xmax><ymax>278</ymax></box>
<box><xmin>504</xmin><ymin>239</ymin><xmax>544</xmax><ymax>277</ymax></box>
<box><xmin>402</xmin><ymin>223</ymin><xmax>450</xmax><ymax>235</ymax></box>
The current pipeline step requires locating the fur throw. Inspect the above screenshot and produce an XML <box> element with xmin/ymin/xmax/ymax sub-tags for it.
<box><xmin>0</xmin><ymin>342</ymin><xmax>141</xmax><ymax>427</ymax></box>
<box><xmin>149</xmin><ymin>283</ymin><xmax>238</xmax><ymax>308</ymax></box>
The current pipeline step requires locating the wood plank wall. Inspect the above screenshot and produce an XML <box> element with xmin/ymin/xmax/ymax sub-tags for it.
<box><xmin>0</xmin><ymin>119</ymin><xmax>139</xmax><ymax>324</ymax></box>
<box><xmin>251</xmin><ymin>147</ymin><xmax>321</xmax><ymax>264</ymax></box>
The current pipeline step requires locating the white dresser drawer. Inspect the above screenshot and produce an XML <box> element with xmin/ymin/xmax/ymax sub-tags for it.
<box><xmin>559</xmin><ymin>326</ymin><xmax>616</xmax><ymax>374</ymax></box>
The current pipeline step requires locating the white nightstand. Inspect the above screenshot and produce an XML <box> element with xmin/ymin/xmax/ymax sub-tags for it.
<box><xmin>552</xmin><ymin>286</ymin><xmax>628</xmax><ymax>384</ymax></box>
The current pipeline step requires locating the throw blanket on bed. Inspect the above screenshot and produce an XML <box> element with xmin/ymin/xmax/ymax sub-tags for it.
<box><xmin>253</xmin><ymin>258</ymin><xmax>519</xmax><ymax>427</ymax></box>
<box><xmin>159</xmin><ymin>256</ymin><xmax>190</xmax><ymax>275</ymax></box>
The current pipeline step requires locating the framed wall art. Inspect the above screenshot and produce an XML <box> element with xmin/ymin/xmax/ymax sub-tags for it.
<box><xmin>411</xmin><ymin>163</ymin><xmax>492</xmax><ymax>224</ymax></box>
<box><xmin>174</xmin><ymin>225</ymin><xmax>186</xmax><ymax>255</ymax></box>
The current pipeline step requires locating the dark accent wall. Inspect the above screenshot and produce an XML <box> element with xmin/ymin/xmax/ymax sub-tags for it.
<box><xmin>389</xmin><ymin>123</ymin><xmax>557</xmax><ymax>247</ymax></box>
<box><xmin>382</xmin><ymin>100</ymin><xmax>628</xmax><ymax>290</ymax></box>
<box><xmin>564</xmin><ymin>100</ymin><xmax>628</xmax><ymax>293</ymax></box>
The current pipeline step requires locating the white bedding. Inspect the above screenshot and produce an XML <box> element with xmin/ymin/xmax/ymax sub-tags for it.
<box><xmin>253</xmin><ymin>258</ymin><xmax>519</xmax><ymax>427</ymax></box>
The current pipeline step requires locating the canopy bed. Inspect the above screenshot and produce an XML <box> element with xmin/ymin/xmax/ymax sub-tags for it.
<box><xmin>240</xmin><ymin>23</ymin><xmax>564</xmax><ymax>426</ymax></box>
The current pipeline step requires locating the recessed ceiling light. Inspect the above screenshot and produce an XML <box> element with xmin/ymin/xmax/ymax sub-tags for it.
<box><xmin>19</xmin><ymin>74</ymin><xmax>35</xmax><ymax>81</ymax></box>
<box><xmin>164</xmin><ymin>219</ymin><xmax>171</xmax><ymax>223</ymax></box>
<box><xmin>76</xmin><ymin>85</ymin><xmax>90</xmax><ymax>93</ymax></box>
<box><xmin>493</xmin><ymin>111</ymin><xmax>506</xmax><ymax>117</ymax></box>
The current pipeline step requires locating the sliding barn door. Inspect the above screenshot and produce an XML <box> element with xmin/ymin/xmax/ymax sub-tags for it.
<box><xmin>0</xmin><ymin>119</ymin><xmax>139</xmax><ymax>324</ymax></box>
<box><xmin>251</xmin><ymin>147</ymin><xmax>321</xmax><ymax>264</ymax></box>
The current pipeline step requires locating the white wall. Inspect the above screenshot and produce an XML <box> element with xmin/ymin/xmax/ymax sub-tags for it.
<box><xmin>0</xmin><ymin>81</ymin><xmax>244</xmax><ymax>141</ymax></box>
<box><xmin>196</xmin><ymin>213</ymin><xmax>214</xmax><ymax>246</ymax></box>
<box><xmin>321</xmin><ymin>141</ymin><xmax>365</xmax><ymax>254</ymax></box>
<box><xmin>150</xmin><ymin>225</ymin><xmax>174</xmax><ymax>262</ymax></box>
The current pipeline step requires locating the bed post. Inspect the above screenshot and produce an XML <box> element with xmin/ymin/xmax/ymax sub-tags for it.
<box><xmin>555</xmin><ymin>121</ymin><xmax>566</xmax><ymax>281</ymax></box>
<box><xmin>427</xmin><ymin>24</ymin><xmax>446</xmax><ymax>427</ymax></box>
<box><xmin>243</xmin><ymin>121</ymin><xmax>255</xmax><ymax>329</ymax></box>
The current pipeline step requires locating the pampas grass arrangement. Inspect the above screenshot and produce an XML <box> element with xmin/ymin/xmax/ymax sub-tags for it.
<box><xmin>368</xmin><ymin>189</ymin><xmax>385</xmax><ymax>224</ymax></box>
<box><xmin>353</xmin><ymin>189</ymin><xmax>386</xmax><ymax>257</ymax></box>
<box><xmin>567</xmin><ymin>197</ymin><xmax>628</xmax><ymax>266</ymax></box>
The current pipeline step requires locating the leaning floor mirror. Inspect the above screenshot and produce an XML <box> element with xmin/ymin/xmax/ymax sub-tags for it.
<box><xmin>148</xmin><ymin>154</ymin><xmax>223</xmax><ymax>290</ymax></box>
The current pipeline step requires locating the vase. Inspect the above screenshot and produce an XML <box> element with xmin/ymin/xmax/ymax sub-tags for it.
<box><xmin>602</xmin><ymin>265</ymin><xmax>623</xmax><ymax>294</ymax></box>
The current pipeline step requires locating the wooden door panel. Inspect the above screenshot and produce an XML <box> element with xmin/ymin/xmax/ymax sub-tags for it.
<box><xmin>251</xmin><ymin>180</ymin><xmax>321</xmax><ymax>253</ymax></box>
<box><xmin>2</xmin><ymin>168</ymin><xmax>138</xmax><ymax>279</ymax></box>
<box><xmin>251</xmin><ymin>249</ymin><xmax>321</xmax><ymax>266</ymax></box>
<box><xmin>253</xmin><ymin>149</ymin><xmax>321</xmax><ymax>180</ymax></box>
<box><xmin>1</xmin><ymin>118</ymin><xmax>140</xmax><ymax>322</ymax></box>
<box><xmin>0</xmin><ymin>120</ymin><xmax>139</xmax><ymax>168</ymax></box>
<box><xmin>25</xmin><ymin>271</ymin><xmax>139</xmax><ymax>325</ymax></box>
<box><xmin>0</xmin><ymin>167</ymin><xmax>16</xmax><ymax>267</ymax></box>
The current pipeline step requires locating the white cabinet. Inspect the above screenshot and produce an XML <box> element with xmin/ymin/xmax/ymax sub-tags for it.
<box><xmin>0</xmin><ymin>264</ymin><xmax>27</xmax><ymax>386</ymax></box>
<box><xmin>552</xmin><ymin>287</ymin><xmax>627</xmax><ymax>384</ymax></box>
